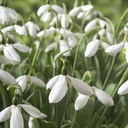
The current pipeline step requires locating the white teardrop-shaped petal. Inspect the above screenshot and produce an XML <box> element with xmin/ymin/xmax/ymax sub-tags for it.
<box><xmin>75</xmin><ymin>94</ymin><xmax>89</xmax><ymax>110</ymax></box>
<box><xmin>4</xmin><ymin>45</ymin><xmax>21</xmax><ymax>62</ymax></box>
<box><xmin>0</xmin><ymin>106</ymin><xmax>11</xmax><ymax>122</ymax></box>
<box><xmin>20</xmin><ymin>104</ymin><xmax>43</xmax><ymax>118</ymax></box>
<box><xmin>46</xmin><ymin>75</ymin><xmax>60</xmax><ymax>89</ymax></box>
<box><xmin>45</xmin><ymin>42</ymin><xmax>56</xmax><ymax>52</ymax></box>
<box><xmin>51</xmin><ymin>5</ymin><xmax>65</xmax><ymax>13</ymax></box>
<box><xmin>14</xmin><ymin>25</ymin><xmax>27</xmax><ymax>35</ymax></box>
<box><xmin>40</xmin><ymin>12</ymin><xmax>52</xmax><ymax>22</ymax></box>
<box><xmin>10</xmin><ymin>105</ymin><xmax>24</xmax><ymax>128</ymax></box>
<box><xmin>49</xmin><ymin>75</ymin><xmax>67</xmax><ymax>103</ymax></box>
<box><xmin>59</xmin><ymin>40</ymin><xmax>70</xmax><ymax>56</ymax></box>
<box><xmin>118</xmin><ymin>80</ymin><xmax>128</xmax><ymax>95</ymax></box>
<box><xmin>101</xmin><ymin>42</ymin><xmax>110</xmax><ymax>49</ymax></box>
<box><xmin>0</xmin><ymin>69</ymin><xmax>16</xmax><ymax>85</ymax></box>
<box><xmin>84</xmin><ymin>18</ymin><xmax>98</xmax><ymax>32</ymax></box>
<box><xmin>84</xmin><ymin>40</ymin><xmax>100</xmax><ymax>57</ymax></box>
<box><xmin>28</xmin><ymin>117</ymin><xmax>34</xmax><ymax>128</ymax></box>
<box><xmin>68</xmin><ymin>76</ymin><xmax>93</xmax><ymax>95</ymax></box>
<box><xmin>30</xmin><ymin>76</ymin><xmax>45</xmax><ymax>87</ymax></box>
<box><xmin>1</xmin><ymin>26</ymin><xmax>14</xmax><ymax>34</ymax></box>
<box><xmin>16</xmin><ymin>76</ymin><xmax>27</xmax><ymax>92</ymax></box>
<box><xmin>61</xmin><ymin>14</ymin><xmax>70</xmax><ymax>28</ymax></box>
<box><xmin>68</xmin><ymin>36</ymin><xmax>77</xmax><ymax>47</ymax></box>
<box><xmin>81</xmin><ymin>4</ymin><xmax>94</xmax><ymax>11</ymax></box>
<box><xmin>93</xmin><ymin>86</ymin><xmax>114</xmax><ymax>106</ymax></box>
<box><xmin>77</xmin><ymin>12</ymin><xmax>85</xmax><ymax>19</ymax></box>
<box><xmin>37</xmin><ymin>4</ymin><xmax>50</xmax><ymax>16</ymax></box>
<box><xmin>105</xmin><ymin>43</ymin><xmax>124</xmax><ymax>56</ymax></box>
<box><xmin>0</xmin><ymin>55</ymin><xmax>12</xmax><ymax>64</ymax></box>
<box><xmin>69</xmin><ymin>7</ymin><xmax>81</xmax><ymax>17</ymax></box>
<box><xmin>12</xmin><ymin>43</ymin><xmax>29</xmax><ymax>53</ymax></box>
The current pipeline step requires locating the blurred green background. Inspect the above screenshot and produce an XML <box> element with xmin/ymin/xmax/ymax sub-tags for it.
<box><xmin>1</xmin><ymin>0</ymin><xmax>128</xmax><ymax>26</ymax></box>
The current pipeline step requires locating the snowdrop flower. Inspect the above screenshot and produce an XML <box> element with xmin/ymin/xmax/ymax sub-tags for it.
<box><xmin>118</xmin><ymin>80</ymin><xmax>128</xmax><ymax>95</ymax></box>
<box><xmin>0</xmin><ymin>43</ymin><xmax>29</xmax><ymax>64</ymax></box>
<box><xmin>50</xmin><ymin>13</ymin><xmax>72</xmax><ymax>28</ymax></box>
<box><xmin>75</xmin><ymin>86</ymin><xmax>114</xmax><ymax>110</ymax></box>
<box><xmin>28</xmin><ymin>117</ymin><xmax>34</xmax><ymax>128</ymax></box>
<box><xmin>16</xmin><ymin>75</ymin><xmax>45</xmax><ymax>92</ymax></box>
<box><xmin>0</xmin><ymin>6</ymin><xmax>20</xmax><ymax>25</ymax></box>
<box><xmin>38</xmin><ymin>28</ymin><xmax>79</xmax><ymax>56</ymax></box>
<box><xmin>93</xmin><ymin>28</ymin><xmax>114</xmax><ymax>44</ymax></box>
<box><xmin>25</xmin><ymin>21</ymin><xmax>40</xmax><ymax>36</ymax></box>
<box><xmin>37</xmin><ymin>4</ymin><xmax>65</xmax><ymax>22</ymax></box>
<box><xmin>84</xmin><ymin>18</ymin><xmax>112</xmax><ymax>32</ymax></box>
<box><xmin>84</xmin><ymin>37</ymin><xmax>110</xmax><ymax>57</ymax></box>
<box><xmin>0</xmin><ymin>104</ymin><xmax>47</xmax><ymax>128</ymax></box>
<box><xmin>46</xmin><ymin>74</ymin><xmax>93</xmax><ymax>103</ymax></box>
<box><xmin>14</xmin><ymin>25</ymin><xmax>27</xmax><ymax>35</ymax></box>
<box><xmin>37</xmin><ymin>27</ymin><xmax>57</xmax><ymax>38</ymax></box>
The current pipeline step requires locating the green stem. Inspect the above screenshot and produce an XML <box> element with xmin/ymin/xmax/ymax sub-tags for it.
<box><xmin>96</xmin><ymin>67</ymin><xmax>128</xmax><ymax>126</ymax></box>
<box><xmin>103</xmin><ymin>56</ymin><xmax>116</xmax><ymax>89</ymax></box>
<box><xmin>0</xmin><ymin>85</ymin><xmax>8</xmax><ymax>108</ymax></box>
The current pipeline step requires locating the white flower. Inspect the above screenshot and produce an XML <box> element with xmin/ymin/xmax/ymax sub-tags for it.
<box><xmin>50</xmin><ymin>13</ymin><xmax>72</xmax><ymax>28</ymax></box>
<box><xmin>84</xmin><ymin>18</ymin><xmax>111</xmax><ymax>32</ymax></box>
<box><xmin>0</xmin><ymin>6</ymin><xmax>20</xmax><ymax>24</ymax></box>
<box><xmin>118</xmin><ymin>80</ymin><xmax>128</xmax><ymax>95</ymax></box>
<box><xmin>16</xmin><ymin>75</ymin><xmax>45</xmax><ymax>92</ymax></box>
<box><xmin>0</xmin><ymin>44</ymin><xmax>29</xmax><ymax>64</ymax></box>
<box><xmin>25</xmin><ymin>21</ymin><xmax>40</xmax><ymax>36</ymax></box>
<box><xmin>0</xmin><ymin>104</ymin><xmax>47</xmax><ymax>128</ymax></box>
<box><xmin>14</xmin><ymin>25</ymin><xmax>27</xmax><ymax>35</ymax></box>
<box><xmin>123</xmin><ymin>22</ymin><xmax>128</xmax><ymax>33</ymax></box>
<box><xmin>84</xmin><ymin>38</ymin><xmax>109</xmax><ymax>57</ymax></box>
<box><xmin>28</xmin><ymin>117</ymin><xmax>34</xmax><ymax>128</ymax></box>
<box><xmin>46</xmin><ymin>74</ymin><xmax>93</xmax><ymax>103</ymax></box>
<box><xmin>75</xmin><ymin>86</ymin><xmax>114</xmax><ymax>110</ymax></box>
<box><xmin>37</xmin><ymin>4</ymin><xmax>65</xmax><ymax>22</ymax></box>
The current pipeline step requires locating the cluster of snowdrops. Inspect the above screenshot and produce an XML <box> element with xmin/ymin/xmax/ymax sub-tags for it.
<box><xmin>0</xmin><ymin>1</ymin><xmax>128</xmax><ymax>128</ymax></box>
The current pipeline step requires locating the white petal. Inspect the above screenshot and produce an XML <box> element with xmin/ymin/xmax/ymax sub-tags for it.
<box><xmin>1</xmin><ymin>26</ymin><xmax>14</xmax><ymax>34</ymax></box>
<box><xmin>59</xmin><ymin>40</ymin><xmax>70</xmax><ymax>56</ymax></box>
<box><xmin>25</xmin><ymin>21</ymin><xmax>39</xmax><ymax>36</ymax></box>
<box><xmin>28</xmin><ymin>117</ymin><xmax>34</xmax><ymax>128</ymax></box>
<box><xmin>20</xmin><ymin>104</ymin><xmax>42</xmax><ymax>118</ymax></box>
<box><xmin>69</xmin><ymin>7</ymin><xmax>81</xmax><ymax>17</ymax></box>
<box><xmin>101</xmin><ymin>42</ymin><xmax>110</xmax><ymax>49</ymax></box>
<box><xmin>118</xmin><ymin>80</ymin><xmax>128</xmax><ymax>95</ymax></box>
<box><xmin>14</xmin><ymin>25</ymin><xmax>27</xmax><ymax>35</ymax></box>
<box><xmin>49</xmin><ymin>75</ymin><xmax>67</xmax><ymax>103</ymax></box>
<box><xmin>10</xmin><ymin>105</ymin><xmax>24</xmax><ymax>128</ymax></box>
<box><xmin>105</xmin><ymin>43</ymin><xmax>124</xmax><ymax>56</ymax></box>
<box><xmin>0</xmin><ymin>55</ymin><xmax>12</xmax><ymax>64</ymax></box>
<box><xmin>0</xmin><ymin>69</ymin><xmax>16</xmax><ymax>85</ymax></box>
<box><xmin>30</xmin><ymin>76</ymin><xmax>45</xmax><ymax>87</ymax></box>
<box><xmin>61</xmin><ymin>14</ymin><xmax>69</xmax><ymax>28</ymax></box>
<box><xmin>4</xmin><ymin>45</ymin><xmax>21</xmax><ymax>62</ymax></box>
<box><xmin>81</xmin><ymin>4</ymin><xmax>94</xmax><ymax>11</ymax></box>
<box><xmin>84</xmin><ymin>40</ymin><xmax>99</xmax><ymax>57</ymax></box>
<box><xmin>12</xmin><ymin>43</ymin><xmax>29</xmax><ymax>53</ymax></box>
<box><xmin>68</xmin><ymin>36</ymin><xmax>77</xmax><ymax>47</ymax></box>
<box><xmin>46</xmin><ymin>75</ymin><xmax>60</xmax><ymax>89</ymax></box>
<box><xmin>40</xmin><ymin>12</ymin><xmax>52</xmax><ymax>22</ymax></box>
<box><xmin>45</xmin><ymin>43</ymin><xmax>56</xmax><ymax>52</ymax></box>
<box><xmin>37</xmin><ymin>4</ymin><xmax>50</xmax><ymax>16</ymax></box>
<box><xmin>93</xmin><ymin>86</ymin><xmax>114</xmax><ymax>106</ymax></box>
<box><xmin>16</xmin><ymin>76</ymin><xmax>27</xmax><ymax>92</ymax></box>
<box><xmin>0</xmin><ymin>106</ymin><xmax>11</xmax><ymax>122</ymax></box>
<box><xmin>77</xmin><ymin>12</ymin><xmax>85</xmax><ymax>19</ymax></box>
<box><xmin>75</xmin><ymin>94</ymin><xmax>89</xmax><ymax>110</ymax></box>
<box><xmin>84</xmin><ymin>18</ymin><xmax>98</xmax><ymax>32</ymax></box>
<box><xmin>68</xmin><ymin>76</ymin><xmax>93</xmax><ymax>95</ymax></box>
<box><xmin>51</xmin><ymin>5</ymin><xmax>65</xmax><ymax>13</ymax></box>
